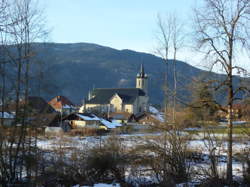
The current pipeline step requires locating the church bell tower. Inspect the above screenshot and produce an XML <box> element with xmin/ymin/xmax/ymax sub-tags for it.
<box><xmin>136</xmin><ymin>64</ymin><xmax>148</xmax><ymax>95</ymax></box>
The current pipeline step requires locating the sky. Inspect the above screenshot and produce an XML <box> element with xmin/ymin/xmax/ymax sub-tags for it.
<box><xmin>42</xmin><ymin>0</ymin><xmax>249</xmax><ymax>73</ymax></box>
<box><xmin>43</xmin><ymin>1</ymin><xmax>196</xmax><ymax>57</ymax></box>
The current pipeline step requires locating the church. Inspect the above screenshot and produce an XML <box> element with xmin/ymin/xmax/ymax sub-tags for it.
<box><xmin>83</xmin><ymin>64</ymin><xmax>149</xmax><ymax>114</ymax></box>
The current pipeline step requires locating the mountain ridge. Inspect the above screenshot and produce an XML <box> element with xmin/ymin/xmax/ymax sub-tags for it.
<box><xmin>22</xmin><ymin>42</ymin><xmax>236</xmax><ymax>105</ymax></box>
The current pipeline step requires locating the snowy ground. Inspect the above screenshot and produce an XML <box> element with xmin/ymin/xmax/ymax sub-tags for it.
<box><xmin>73</xmin><ymin>183</ymin><xmax>120</xmax><ymax>187</ymax></box>
<box><xmin>36</xmin><ymin>131</ymin><xmax>249</xmax><ymax>186</ymax></box>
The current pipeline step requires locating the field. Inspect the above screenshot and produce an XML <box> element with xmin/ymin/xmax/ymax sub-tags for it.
<box><xmin>36</xmin><ymin>124</ymin><xmax>250</xmax><ymax>186</ymax></box>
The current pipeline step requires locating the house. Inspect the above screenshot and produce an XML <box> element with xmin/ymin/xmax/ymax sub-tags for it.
<box><xmin>130</xmin><ymin>112</ymin><xmax>164</xmax><ymax>126</ymax></box>
<box><xmin>109</xmin><ymin>112</ymin><xmax>133</xmax><ymax>124</ymax></box>
<box><xmin>217</xmin><ymin>104</ymin><xmax>242</xmax><ymax>120</ymax></box>
<box><xmin>0</xmin><ymin>112</ymin><xmax>15</xmax><ymax>126</ymax></box>
<box><xmin>6</xmin><ymin>96</ymin><xmax>55</xmax><ymax>115</ymax></box>
<box><xmin>83</xmin><ymin>64</ymin><xmax>149</xmax><ymax>114</ymax></box>
<box><xmin>63</xmin><ymin>113</ymin><xmax>100</xmax><ymax>129</ymax></box>
<box><xmin>4</xmin><ymin>96</ymin><xmax>55</xmax><ymax>127</ymax></box>
<box><xmin>62</xmin><ymin>113</ymin><xmax>122</xmax><ymax>130</ymax></box>
<box><xmin>30</xmin><ymin>113</ymin><xmax>63</xmax><ymax>128</ymax></box>
<box><xmin>48</xmin><ymin>96</ymin><xmax>75</xmax><ymax>114</ymax></box>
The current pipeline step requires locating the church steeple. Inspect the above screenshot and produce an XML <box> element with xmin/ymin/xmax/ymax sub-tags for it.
<box><xmin>139</xmin><ymin>64</ymin><xmax>145</xmax><ymax>77</ymax></box>
<box><xmin>136</xmin><ymin>64</ymin><xmax>148</xmax><ymax>94</ymax></box>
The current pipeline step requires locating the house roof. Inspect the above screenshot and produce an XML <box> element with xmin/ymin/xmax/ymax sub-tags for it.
<box><xmin>0</xmin><ymin>112</ymin><xmax>15</xmax><ymax>119</ymax></box>
<box><xmin>48</xmin><ymin>96</ymin><xmax>74</xmax><ymax>110</ymax></box>
<box><xmin>6</xmin><ymin>96</ymin><xmax>55</xmax><ymax>114</ymax></box>
<box><xmin>33</xmin><ymin>113</ymin><xmax>60</xmax><ymax>127</ymax></box>
<box><xmin>109</xmin><ymin>112</ymin><xmax>132</xmax><ymax>120</ymax></box>
<box><xmin>86</xmin><ymin>88</ymin><xmax>145</xmax><ymax>104</ymax></box>
<box><xmin>62</xmin><ymin>113</ymin><xmax>99</xmax><ymax>121</ymax></box>
<box><xmin>62</xmin><ymin>113</ymin><xmax>122</xmax><ymax>129</ymax></box>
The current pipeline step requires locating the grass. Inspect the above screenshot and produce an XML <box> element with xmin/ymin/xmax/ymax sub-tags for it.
<box><xmin>185</xmin><ymin>125</ymin><xmax>250</xmax><ymax>135</ymax></box>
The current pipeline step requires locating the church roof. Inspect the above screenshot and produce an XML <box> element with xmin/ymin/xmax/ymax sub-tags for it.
<box><xmin>86</xmin><ymin>88</ymin><xmax>146</xmax><ymax>104</ymax></box>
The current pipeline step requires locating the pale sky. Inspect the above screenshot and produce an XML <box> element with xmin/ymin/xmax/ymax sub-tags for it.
<box><xmin>42</xmin><ymin>0</ymin><xmax>249</xmax><ymax>73</ymax></box>
<box><xmin>43</xmin><ymin>0</ymin><xmax>195</xmax><ymax>51</ymax></box>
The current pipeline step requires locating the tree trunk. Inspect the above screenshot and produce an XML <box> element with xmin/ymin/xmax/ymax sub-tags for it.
<box><xmin>227</xmin><ymin>72</ymin><xmax>233</xmax><ymax>186</ymax></box>
<box><xmin>173</xmin><ymin>47</ymin><xmax>177</xmax><ymax>123</ymax></box>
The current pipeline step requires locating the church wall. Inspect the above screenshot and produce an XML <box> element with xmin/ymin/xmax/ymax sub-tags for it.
<box><xmin>85</xmin><ymin>96</ymin><xmax>148</xmax><ymax>114</ymax></box>
<box><xmin>124</xmin><ymin>104</ymin><xmax>133</xmax><ymax>113</ymax></box>
<box><xmin>85</xmin><ymin>104</ymin><xmax>100</xmax><ymax>110</ymax></box>
<box><xmin>85</xmin><ymin>104</ymin><xmax>109</xmax><ymax>112</ymax></box>
<box><xmin>133</xmin><ymin>98</ymin><xmax>139</xmax><ymax>114</ymax></box>
<box><xmin>137</xmin><ymin>96</ymin><xmax>149</xmax><ymax>112</ymax></box>
<box><xmin>110</xmin><ymin>95</ymin><xmax>123</xmax><ymax>112</ymax></box>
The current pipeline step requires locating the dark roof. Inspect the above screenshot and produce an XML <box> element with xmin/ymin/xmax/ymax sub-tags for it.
<box><xmin>62</xmin><ymin>112</ymin><xmax>98</xmax><ymax>121</ymax></box>
<box><xmin>6</xmin><ymin>96</ymin><xmax>55</xmax><ymax>114</ymax></box>
<box><xmin>86</xmin><ymin>88</ymin><xmax>146</xmax><ymax>104</ymax></box>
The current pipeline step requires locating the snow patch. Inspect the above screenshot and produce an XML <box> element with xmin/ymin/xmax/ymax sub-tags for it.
<box><xmin>151</xmin><ymin>114</ymin><xmax>165</xmax><ymax>122</ymax></box>
<box><xmin>0</xmin><ymin>112</ymin><xmax>15</xmax><ymax>119</ymax></box>
<box><xmin>73</xmin><ymin>183</ymin><xmax>120</xmax><ymax>187</ymax></box>
<box><xmin>100</xmin><ymin>119</ymin><xmax>117</xmax><ymax>129</ymax></box>
<box><xmin>149</xmin><ymin>106</ymin><xmax>159</xmax><ymax>114</ymax></box>
<box><xmin>76</xmin><ymin>114</ymin><xmax>99</xmax><ymax>121</ymax></box>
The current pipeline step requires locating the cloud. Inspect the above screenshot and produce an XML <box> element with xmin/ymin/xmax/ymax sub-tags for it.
<box><xmin>118</xmin><ymin>78</ymin><xmax>129</xmax><ymax>87</ymax></box>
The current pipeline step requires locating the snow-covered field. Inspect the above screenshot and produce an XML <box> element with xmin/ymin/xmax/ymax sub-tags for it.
<box><xmin>37</xmin><ymin>133</ymin><xmax>250</xmax><ymax>187</ymax></box>
<box><xmin>37</xmin><ymin>132</ymin><xmax>249</xmax><ymax>153</ymax></box>
<box><xmin>73</xmin><ymin>183</ymin><xmax>120</xmax><ymax>187</ymax></box>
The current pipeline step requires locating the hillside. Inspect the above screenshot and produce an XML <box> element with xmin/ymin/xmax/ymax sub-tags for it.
<box><xmin>25</xmin><ymin>42</ymin><xmax>237</xmax><ymax>105</ymax></box>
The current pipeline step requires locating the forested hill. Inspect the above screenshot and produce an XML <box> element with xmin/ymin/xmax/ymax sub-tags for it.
<box><xmin>27</xmin><ymin>42</ymin><xmax>237</xmax><ymax>105</ymax></box>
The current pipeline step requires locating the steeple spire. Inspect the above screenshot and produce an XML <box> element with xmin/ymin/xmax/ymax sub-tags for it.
<box><xmin>136</xmin><ymin>64</ymin><xmax>148</xmax><ymax>95</ymax></box>
<box><xmin>137</xmin><ymin>64</ymin><xmax>145</xmax><ymax>78</ymax></box>
<box><xmin>140</xmin><ymin>64</ymin><xmax>145</xmax><ymax>78</ymax></box>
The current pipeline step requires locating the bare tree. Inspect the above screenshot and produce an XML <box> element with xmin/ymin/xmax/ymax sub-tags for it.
<box><xmin>155</xmin><ymin>14</ymin><xmax>172</xmax><ymax>118</ymax></box>
<box><xmin>193</xmin><ymin>0</ymin><xmax>250</xmax><ymax>185</ymax></box>
<box><xmin>0</xmin><ymin>0</ymin><xmax>48</xmax><ymax>185</ymax></box>
<box><xmin>132</xmin><ymin>129</ymin><xmax>191</xmax><ymax>185</ymax></box>
<box><xmin>170</xmin><ymin>15</ymin><xmax>185</xmax><ymax>123</ymax></box>
<box><xmin>155</xmin><ymin>13</ymin><xmax>185</xmax><ymax>123</ymax></box>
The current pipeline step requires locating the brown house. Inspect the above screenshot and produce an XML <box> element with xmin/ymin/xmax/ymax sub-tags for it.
<box><xmin>48</xmin><ymin>96</ymin><xmax>75</xmax><ymax>114</ymax></box>
<box><xmin>130</xmin><ymin>112</ymin><xmax>163</xmax><ymax>126</ymax></box>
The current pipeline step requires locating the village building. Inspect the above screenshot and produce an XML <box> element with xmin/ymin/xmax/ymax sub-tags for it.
<box><xmin>130</xmin><ymin>112</ymin><xmax>164</xmax><ymax>126</ymax></box>
<box><xmin>62</xmin><ymin>113</ymin><xmax>122</xmax><ymax>130</ymax></box>
<box><xmin>6</xmin><ymin>96</ymin><xmax>55</xmax><ymax>115</ymax></box>
<box><xmin>217</xmin><ymin>103</ymin><xmax>243</xmax><ymax>120</ymax></box>
<box><xmin>3</xmin><ymin>96</ymin><xmax>55</xmax><ymax>127</ymax></box>
<box><xmin>0</xmin><ymin>112</ymin><xmax>15</xmax><ymax>126</ymax></box>
<box><xmin>108</xmin><ymin>112</ymin><xmax>133</xmax><ymax>124</ymax></box>
<box><xmin>82</xmin><ymin>64</ymin><xmax>149</xmax><ymax>114</ymax></box>
<box><xmin>48</xmin><ymin>95</ymin><xmax>75</xmax><ymax>114</ymax></box>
